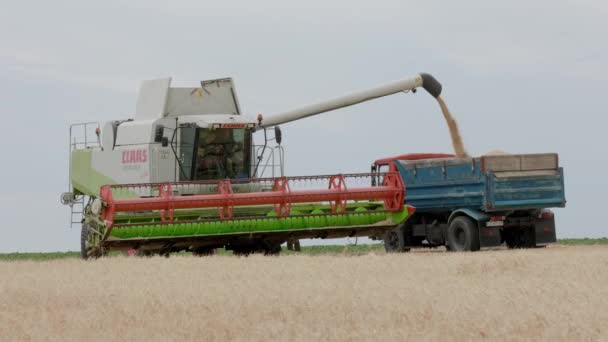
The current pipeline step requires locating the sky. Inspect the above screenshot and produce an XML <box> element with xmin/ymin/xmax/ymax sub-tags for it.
<box><xmin>0</xmin><ymin>0</ymin><xmax>606</xmax><ymax>252</ymax></box>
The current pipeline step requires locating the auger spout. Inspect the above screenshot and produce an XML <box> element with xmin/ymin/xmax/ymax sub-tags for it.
<box><xmin>259</xmin><ymin>73</ymin><xmax>442</xmax><ymax>128</ymax></box>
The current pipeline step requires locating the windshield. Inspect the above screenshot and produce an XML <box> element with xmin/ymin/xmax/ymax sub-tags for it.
<box><xmin>193</xmin><ymin>128</ymin><xmax>251</xmax><ymax>180</ymax></box>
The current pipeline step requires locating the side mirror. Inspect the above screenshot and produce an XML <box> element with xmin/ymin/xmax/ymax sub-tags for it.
<box><xmin>154</xmin><ymin>125</ymin><xmax>164</xmax><ymax>143</ymax></box>
<box><xmin>161</xmin><ymin>137</ymin><xmax>169</xmax><ymax>147</ymax></box>
<box><xmin>274</xmin><ymin>126</ymin><xmax>282</xmax><ymax>145</ymax></box>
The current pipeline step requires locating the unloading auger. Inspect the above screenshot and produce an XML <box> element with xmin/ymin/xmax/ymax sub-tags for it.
<box><xmin>62</xmin><ymin>73</ymin><xmax>442</xmax><ymax>258</ymax></box>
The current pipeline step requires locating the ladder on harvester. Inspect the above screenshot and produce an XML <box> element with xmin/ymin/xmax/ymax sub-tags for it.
<box><xmin>62</xmin><ymin>122</ymin><xmax>100</xmax><ymax>228</ymax></box>
<box><xmin>69</xmin><ymin>196</ymin><xmax>85</xmax><ymax>228</ymax></box>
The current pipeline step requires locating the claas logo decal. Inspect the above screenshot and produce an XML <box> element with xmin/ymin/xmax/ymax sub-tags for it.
<box><xmin>122</xmin><ymin>149</ymin><xmax>148</xmax><ymax>164</ymax></box>
<box><xmin>221</xmin><ymin>123</ymin><xmax>247</xmax><ymax>128</ymax></box>
<box><xmin>211</xmin><ymin>123</ymin><xmax>256</xmax><ymax>129</ymax></box>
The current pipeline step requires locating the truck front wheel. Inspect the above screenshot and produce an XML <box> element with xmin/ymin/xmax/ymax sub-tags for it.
<box><xmin>446</xmin><ymin>216</ymin><xmax>480</xmax><ymax>252</ymax></box>
<box><xmin>383</xmin><ymin>226</ymin><xmax>410</xmax><ymax>253</ymax></box>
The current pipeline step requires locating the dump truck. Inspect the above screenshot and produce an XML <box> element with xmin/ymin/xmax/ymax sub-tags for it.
<box><xmin>62</xmin><ymin>73</ymin><xmax>444</xmax><ymax>258</ymax></box>
<box><xmin>372</xmin><ymin>153</ymin><xmax>566</xmax><ymax>251</ymax></box>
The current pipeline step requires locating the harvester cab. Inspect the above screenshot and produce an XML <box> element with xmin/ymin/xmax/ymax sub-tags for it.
<box><xmin>63</xmin><ymin>73</ymin><xmax>443</xmax><ymax>258</ymax></box>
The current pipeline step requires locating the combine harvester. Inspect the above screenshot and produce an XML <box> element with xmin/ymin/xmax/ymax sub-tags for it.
<box><xmin>62</xmin><ymin>73</ymin><xmax>444</xmax><ymax>258</ymax></box>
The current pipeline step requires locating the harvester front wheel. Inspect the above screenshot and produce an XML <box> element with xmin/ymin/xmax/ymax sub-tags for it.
<box><xmin>80</xmin><ymin>223</ymin><xmax>104</xmax><ymax>259</ymax></box>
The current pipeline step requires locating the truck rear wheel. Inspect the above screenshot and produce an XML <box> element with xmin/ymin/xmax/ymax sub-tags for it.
<box><xmin>446</xmin><ymin>216</ymin><xmax>480</xmax><ymax>252</ymax></box>
<box><xmin>504</xmin><ymin>227</ymin><xmax>536</xmax><ymax>249</ymax></box>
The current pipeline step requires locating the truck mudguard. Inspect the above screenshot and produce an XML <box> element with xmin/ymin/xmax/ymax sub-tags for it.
<box><xmin>448</xmin><ymin>208</ymin><xmax>490</xmax><ymax>224</ymax></box>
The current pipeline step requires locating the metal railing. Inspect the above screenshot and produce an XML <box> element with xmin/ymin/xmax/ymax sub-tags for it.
<box><xmin>65</xmin><ymin>122</ymin><xmax>100</xmax><ymax>227</ymax></box>
<box><xmin>253</xmin><ymin>145</ymin><xmax>284</xmax><ymax>179</ymax></box>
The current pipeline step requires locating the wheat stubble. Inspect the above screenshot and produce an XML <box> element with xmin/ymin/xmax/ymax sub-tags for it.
<box><xmin>1</xmin><ymin>246</ymin><xmax>607</xmax><ymax>341</ymax></box>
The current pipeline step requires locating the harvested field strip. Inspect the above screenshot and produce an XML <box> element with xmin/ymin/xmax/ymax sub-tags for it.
<box><xmin>1</xmin><ymin>245</ymin><xmax>607</xmax><ymax>341</ymax></box>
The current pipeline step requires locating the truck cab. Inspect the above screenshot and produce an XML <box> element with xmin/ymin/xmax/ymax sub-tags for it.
<box><xmin>372</xmin><ymin>153</ymin><xmax>566</xmax><ymax>251</ymax></box>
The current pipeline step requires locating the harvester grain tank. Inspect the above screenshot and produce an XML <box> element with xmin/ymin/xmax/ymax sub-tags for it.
<box><xmin>62</xmin><ymin>74</ymin><xmax>443</xmax><ymax>258</ymax></box>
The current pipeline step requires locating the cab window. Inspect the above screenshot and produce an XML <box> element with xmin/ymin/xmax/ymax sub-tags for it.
<box><xmin>194</xmin><ymin>128</ymin><xmax>251</xmax><ymax>180</ymax></box>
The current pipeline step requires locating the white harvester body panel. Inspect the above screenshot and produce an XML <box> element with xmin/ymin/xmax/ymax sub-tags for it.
<box><xmin>135</xmin><ymin>77</ymin><xmax>241</xmax><ymax>120</ymax></box>
<box><xmin>115</xmin><ymin>119</ymin><xmax>159</xmax><ymax>146</ymax></box>
<box><xmin>92</xmin><ymin>144</ymin><xmax>152</xmax><ymax>183</ymax></box>
<box><xmin>167</xmin><ymin>80</ymin><xmax>241</xmax><ymax>116</ymax></box>
<box><xmin>135</xmin><ymin>78</ymin><xmax>171</xmax><ymax>120</ymax></box>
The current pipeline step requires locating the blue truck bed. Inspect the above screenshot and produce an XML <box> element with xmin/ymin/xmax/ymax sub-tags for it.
<box><xmin>393</xmin><ymin>153</ymin><xmax>566</xmax><ymax>213</ymax></box>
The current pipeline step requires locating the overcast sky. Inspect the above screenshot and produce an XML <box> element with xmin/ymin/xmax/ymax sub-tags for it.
<box><xmin>0</xmin><ymin>0</ymin><xmax>606</xmax><ymax>252</ymax></box>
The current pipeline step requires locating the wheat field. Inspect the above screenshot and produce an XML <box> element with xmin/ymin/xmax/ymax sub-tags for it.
<box><xmin>1</xmin><ymin>245</ymin><xmax>607</xmax><ymax>341</ymax></box>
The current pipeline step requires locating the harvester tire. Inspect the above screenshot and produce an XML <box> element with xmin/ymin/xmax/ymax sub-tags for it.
<box><xmin>80</xmin><ymin>223</ymin><xmax>104</xmax><ymax>259</ymax></box>
<box><xmin>80</xmin><ymin>223</ymin><xmax>89</xmax><ymax>259</ymax></box>
<box><xmin>136</xmin><ymin>250</ymin><xmax>154</xmax><ymax>257</ymax></box>
<box><xmin>287</xmin><ymin>239</ymin><xmax>301</xmax><ymax>252</ymax></box>
<box><xmin>263</xmin><ymin>242</ymin><xmax>282</xmax><ymax>255</ymax></box>
<box><xmin>232</xmin><ymin>246</ymin><xmax>252</xmax><ymax>256</ymax></box>
<box><xmin>446</xmin><ymin>216</ymin><xmax>480</xmax><ymax>252</ymax></box>
<box><xmin>193</xmin><ymin>247</ymin><xmax>216</xmax><ymax>256</ymax></box>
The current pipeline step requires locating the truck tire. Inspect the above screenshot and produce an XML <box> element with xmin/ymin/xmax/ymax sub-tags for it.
<box><xmin>504</xmin><ymin>227</ymin><xmax>536</xmax><ymax>249</ymax></box>
<box><xmin>446</xmin><ymin>216</ymin><xmax>480</xmax><ymax>252</ymax></box>
<box><xmin>383</xmin><ymin>226</ymin><xmax>410</xmax><ymax>253</ymax></box>
<box><xmin>503</xmin><ymin>229</ymin><xmax>519</xmax><ymax>249</ymax></box>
